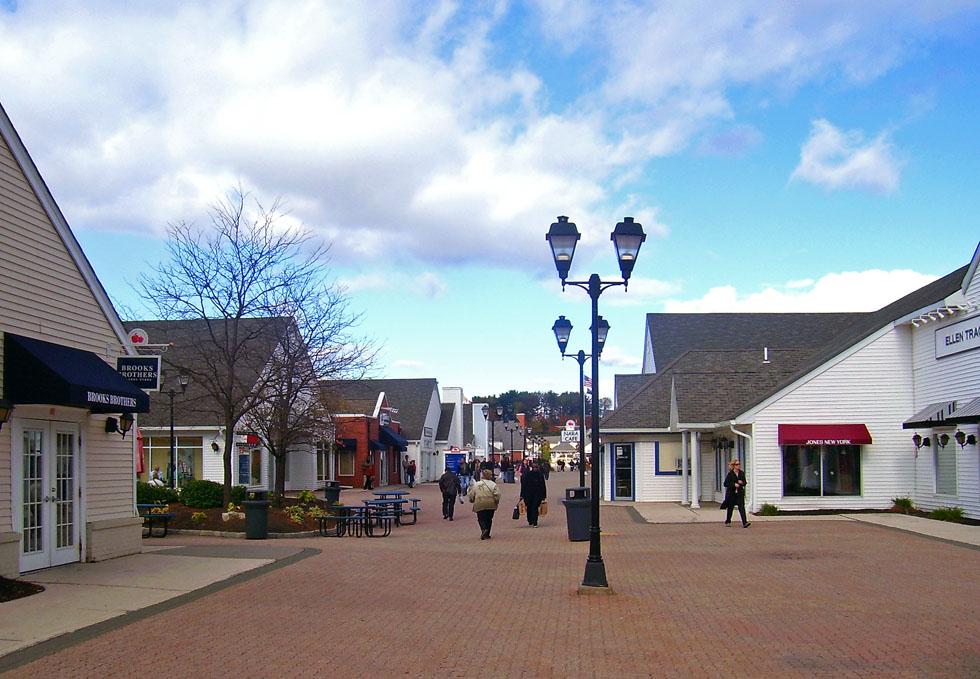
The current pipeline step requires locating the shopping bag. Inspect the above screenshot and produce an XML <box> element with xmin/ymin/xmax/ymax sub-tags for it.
<box><xmin>539</xmin><ymin>499</ymin><xmax>549</xmax><ymax>516</ymax></box>
<box><xmin>518</xmin><ymin>499</ymin><xmax>527</xmax><ymax>515</ymax></box>
<box><xmin>512</xmin><ymin>505</ymin><xmax>520</xmax><ymax>520</ymax></box>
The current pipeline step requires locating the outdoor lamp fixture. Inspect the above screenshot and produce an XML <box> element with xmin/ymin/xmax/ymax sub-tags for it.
<box><xmin>211</xmin><ymin>441</ymin><xmax>220</xmax><ymax>453</ymax></box>
<box><xmin>0</xmin><ymin>398</ymin><xmax>13</xmax><ymax>432</ymax></box>
<box><xmin>969</xmin><ymin>434</ymin><xmax>978</xmax><ymax>446</ymax></box>
<box><xmin>104</xmin><ymin>412</ymin><xmax>134</xmax><ymax>438</ymax></box>
<box><xmin>546</xmin><ymin>215</ymin><xmax>645</xmax><ymax>592</ymax></box>
<box><xmin>939</xmin><ymin>433</ymin><xmax>950</xmax><ymax>449</ymax></box>
<box><xmin>922</xmin><ymin>436</ymin><xmax>931</xmax><ymax>447</ymax></box>
<box><xmin>955</xmin><ymin>430</ymin><xmax>966</xmax><ymax>448</ymax></box>
<box><xmin>912</xmin><ymin>433</ymin><xmax>923</xmax><ymax>450</ymax></box>
<box><xmin>552</xmin><ymin>314</ymin><xmax>598</xmax><ymax>488</ymax></box>
<box><xmin>162</xmin><ymin>371</ymin><xmax>190</xmax><ymax>489</ymax></box>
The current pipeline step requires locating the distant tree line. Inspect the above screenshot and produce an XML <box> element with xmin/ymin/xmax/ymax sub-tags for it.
<box><xmin>472</xmin><ymin>389</ymin><xmax>594</xmax><ymax>434</ymax></box>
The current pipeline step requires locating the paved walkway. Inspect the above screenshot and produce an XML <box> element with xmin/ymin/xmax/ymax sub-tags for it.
<box><xmin>2</xmin><ymin>474</ymin><xmax>979</xmax><ymax>678</ymax></box>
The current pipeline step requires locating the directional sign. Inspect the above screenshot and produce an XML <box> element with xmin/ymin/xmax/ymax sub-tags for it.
<box><xmin>561</xmin><ymin>430</ymin><xmax>580</xmax><ymax>442</ymax></box>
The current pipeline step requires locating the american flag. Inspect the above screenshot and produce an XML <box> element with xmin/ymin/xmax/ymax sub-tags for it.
<box><xmin>584</xmin><ymin>376</ymin><xmax>592</xmax><ymax>394</ymax></box>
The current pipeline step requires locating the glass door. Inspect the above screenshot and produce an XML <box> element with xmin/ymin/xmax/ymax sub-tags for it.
<box><xmin>17</xmin><ymin>420</ymin><xmax>80</xmax><ymax>572</ymax></box>
<box><xmin>613</xmin><ymin>443</ymin><xmax>634</xmax><ymax>500</ymax></box>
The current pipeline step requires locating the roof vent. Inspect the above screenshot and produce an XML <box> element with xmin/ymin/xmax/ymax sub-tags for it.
<box><xmin>763</xmin><ymin>347</ymin><xmax>771</xmax><ymax>364</ymax></box>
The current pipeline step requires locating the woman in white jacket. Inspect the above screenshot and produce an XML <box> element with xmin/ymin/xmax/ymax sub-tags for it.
<box><xmin>467</xmin><ymin>469</ymin><xmax>501</xmax><ymax>540</ymax></box>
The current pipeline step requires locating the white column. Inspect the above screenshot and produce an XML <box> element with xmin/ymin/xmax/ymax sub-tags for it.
<box><xmin>691</xmin><ymin>431</ymin><xmax>701</xmax><ymax>509</ymax></box>
<box><xmin>681</xmin><ymin>431</ymin><xmax>690</xmax><ymax>505</ymax></box>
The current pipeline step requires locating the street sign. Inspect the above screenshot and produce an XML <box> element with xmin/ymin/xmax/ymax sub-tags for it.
<box><xmin>561</xmin><ymin>430</ymin><xmax>580</xmax><ymax>442</ymax></box>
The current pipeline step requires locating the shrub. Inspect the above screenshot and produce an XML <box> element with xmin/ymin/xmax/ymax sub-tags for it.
<box><xmin>296</xmin><ymin>490</ymin><xmax>317</xmax><ymax>503</ymax></box>
<box><xmin>136</xmin><ymin>482</ymin><xmax>179</xmax><ymax>505</ymax></box>
<box><xmin>230</xmin><ymin>485</ymin><xmax>248</xmax><ymax>505</ymax></box>
<box><xmin>284</xmin><ymin>505</ymin><xmax>307</xmax><ymax>524</ymax></box>
<box><xmin>191</xmin><ymin>512</ymin><xmax>208</xmax><ymax>523</ymax></box>
<box><xmin>891</xmin><ymin>497</ymin><xmax>915</xmax><ymax>514</ymax></box>
<box><xmin>758</xmin><ymin>503</ymin><xmax>779</xmax><ymax>516</ymax></box>
<box><xmin>180</xmin><ymin>480</ymin><xmax>224</xmax><ymax>508</ymax></box>
<box><xmin>928</xmin><ymin>506</ymin><xmax>964</xmax><ymax>522</ymax></box>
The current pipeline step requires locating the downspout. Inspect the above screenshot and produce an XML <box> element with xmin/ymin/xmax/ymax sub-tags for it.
<box><xmin>690</xmin><ymin>431</ymin><xmax>700</xmax><ymax>509</ymax></box>
<box><xmin>681</xmin><ymin>431</ymin><xmax>689</xmax><ymax>505</ymax></box>
<box><xmin>730</xmin><ymin>423</ymin><xmax>754</xmax><ymax>512</ymax></box>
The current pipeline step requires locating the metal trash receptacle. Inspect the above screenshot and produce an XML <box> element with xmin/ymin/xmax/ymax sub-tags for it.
<box><xmin>324</xmin><ymin>480</ymin><xmax>342</xmax><ymax>504</ymax></box>
<box><xmin>562</xmin><ymin>486</ymin><xmax>590</xmax><ymax>542</ymax></box>
<box><xmin>244</xmin><ymin>491</ymin><xmax>271</xmax><ymax>539</ymax></box>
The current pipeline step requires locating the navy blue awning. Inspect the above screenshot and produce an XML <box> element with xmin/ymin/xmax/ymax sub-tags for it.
<box><xmin>4</xmin><ymin>332</ymin><xmax>150</xmax><ymax>413</ymax></box>
<box><xmin>379</xmin><ymin>425</ymin><xmax>408</xmax><ymax>451</ymax></box>
<box><xmin>369</xmin><ymin>439</ymin><xmax>387</xmax><ymax>451</ymax></box>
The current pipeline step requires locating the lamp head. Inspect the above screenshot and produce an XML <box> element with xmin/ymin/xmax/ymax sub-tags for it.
<box><xmin>912</xmin><ymin>433</ymin><xmax>922</xmax><ymax>449</ymax></box>
<box><xmin>482</xmin><ymin>404</ymin><xmax>489</xmax><ymax>418</ymax></box>
<box><xmin>546</xmin><ymin>216</ymin><xmax>580</xmax><ymax>283</ymax></box>
<box><xmin>592</xmin><ymin>316</ymin><xmax>610</xmax><ymax>355</ymax></box>
<box><xmin>552</xmin><ymin>315</ymin><xmax>572</xmax><ymax>355</ymax></box>
<box><xmin>611</xmin><ymin>217</ymin><xmax>646</xmax><ymax>281</ymax></box>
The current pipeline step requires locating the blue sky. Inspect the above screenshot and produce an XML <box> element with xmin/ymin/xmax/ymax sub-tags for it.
<box><xmin>2</xmin><ymin>1</ymin><xmax>979</xmax><ymax>402</ymax></box>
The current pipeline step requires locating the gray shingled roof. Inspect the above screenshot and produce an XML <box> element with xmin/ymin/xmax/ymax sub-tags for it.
<box><xmin>436</xmin><ymin>402</ymin><xmax>455</xmax><ymax>440</ymax></box>
<box><xmin>320</xmin><ymin>378</ymin><xmax>438</xmax><ymax>440</ymax></box>
<box><xmin>126</xmin><ymin>318</ymin><xmax>286</xmax><ymax>428</ymax></box>
<box><xmin>615</xmin><ymin>373</ymin><xmax>648</xmax><ymax>408</ymax></box>
<box><xmin>606</xmin><ymin>264</ymin><xmax>970</xmax><ymax>430</ymax></box>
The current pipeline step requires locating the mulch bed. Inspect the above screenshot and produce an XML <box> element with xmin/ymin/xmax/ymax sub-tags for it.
<box><xmin>0</xmin><ymin>576</ymin><xmax>45</xmax><ymax>603</ymax></box>
<box><xmin>148</xmin><ymin>497</ymin><xmax>332</xmax><ymax>533</ymax></box>
<box><xmin>761</xmin><ymin>506</ymin><xmax>980</xmax><ymax>526</ymax></box>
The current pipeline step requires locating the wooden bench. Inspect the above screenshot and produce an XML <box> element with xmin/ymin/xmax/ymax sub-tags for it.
<box><xmin>137</xmin><ymin>504</ymin><xmax>176</xmax><ymax>538</ymax></box>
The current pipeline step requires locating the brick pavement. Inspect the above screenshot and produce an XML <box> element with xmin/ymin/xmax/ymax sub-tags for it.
<box><xmin>4</xmin><ymin>474</ymin><xmax>980</xmax><ymax>678</ymax></box>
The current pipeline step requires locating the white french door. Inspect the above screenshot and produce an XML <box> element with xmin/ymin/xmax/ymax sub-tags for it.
<box><xmin>15</xmin><ymin>419</ymin><xmax>81</xmax><ymax>572</ymax></box>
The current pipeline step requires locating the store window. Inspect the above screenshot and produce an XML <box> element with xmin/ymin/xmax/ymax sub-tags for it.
<box><xmin>316</xmin><ymin>441</ymin><xmax>330</xmax><ymax>482</ymax></box>
<box><xmin>783</xmin><ymin>444</ymin><xmax>861</xmax><ymax>496</ymax></box>
<box><xmin>144</xmin><ymin>436</ymin><xmax>202</xmax><ymax>486</ymax></box>
<box><xmin>237</xmin><ymin>446</ymin><xmax>263</xmax><ymax>486</ymax></box>
<box><xmin>934</xmin><ymin>437</ymin><xmax>957</xmax><ymax>495</ymax></box>
<box><xmin>338</xmin><ymin>450</ymin><xmax>355</xmax><ymax>476</ymax></box>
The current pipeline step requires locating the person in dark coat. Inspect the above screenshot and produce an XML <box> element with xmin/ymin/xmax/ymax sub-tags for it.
<box><xmin>438</xmin><ymin>467</ymin><xmax>462</xmax><ymax>520</ymax></box>
<box><xmin>519</xmin><ymin>462</ymin><xmax>547</xmax><ymax>527</ymax></box>
<box><xmin>721</xmin><ymin>459</ymin><xmax>750</xmax><ymax>527</ymax></box>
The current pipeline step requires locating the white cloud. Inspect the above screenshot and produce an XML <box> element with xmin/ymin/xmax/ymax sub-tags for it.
<box><xmin>597</xmin><ymin>344</ymin><xmax>640</xmax><ymax>368</ymax></box>
<box><xmin>790</xmin><ymin>119</ymin><xmax>902</xmax><ymax>194</ymax></box>
<box><xmin>602</xmin><ymin>276</ymin><xmax>682</xmax><ymax>307</ymax></box>
<box><xmin>664</xmin><ymin>269</ymin><xmax>938</xmax><ymax>312</ymax></box>
<box><xmin>338</xmin><ymin>271</ymin><xmax>446</xmax><ymax>298</ymax></box>
<box><xmin>392</xmin><ymin>359</ymin><xmax>427</xmax><ymax>370</ymax></box>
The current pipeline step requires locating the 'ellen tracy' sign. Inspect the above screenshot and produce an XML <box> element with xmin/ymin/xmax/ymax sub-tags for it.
<box><xmin>935</xmin><ymin>315</ymin><xmax>980</xmax><ymax>359</ymax></box>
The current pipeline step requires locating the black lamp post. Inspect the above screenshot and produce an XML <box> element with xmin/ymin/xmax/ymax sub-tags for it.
<box><xmin>552</xmin><ymin>314</ymin><xmax>608</xmax><ymax>488</ymax></box>
<box><xmin>162</xmin><ymin>371</ymin><xmax>189</xmax><ymax>489</ymax></box>
<box><xmin>547</xmin><ymin>215</ymin><xmax>645</xmax><ymax>591</ymax></box>
<box><xmin>485</xmin><ymin>404</ymin><xmax>503</xmax><ymax>464</ymax></box>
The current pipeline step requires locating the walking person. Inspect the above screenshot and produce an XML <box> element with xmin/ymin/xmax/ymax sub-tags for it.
<box><xmin>362</xmin><ymin>456</ymin><xmax>375</xmax><ymax>491</ymax></box>
<box><xmin>458</xmin><ymin>459</ymin><xmax>472</xmax><ymax>496</ymax></box>
<box><xmin>439</xmin><ymin>467</ymin><xmax>461</xmax><ymax>520</ymax></box>
<box><xmin>721</xmin><ymin>459</ymin><xmax>751</xmax><ymax>527</ymax></box>
<box><xmin>406</xmin><ymin>459</ymin><xmax>417</xmax><ymax>488</ymax></box>
<box><xmin>467</xmin><ymin>469</ymin><xmax>500</xmax><ymax>540</ymax></box>
<box><xmin>519</xmin><ymin>462</ymin><xmax>547</xmax><ymax>527</ymax></box>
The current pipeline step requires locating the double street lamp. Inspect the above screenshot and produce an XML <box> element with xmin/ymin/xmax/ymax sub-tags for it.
<box><xmin>552</xmin><ymin>314</ymin><xmax>608</xmax><ymax>489</ymax></box>
<box><xmin>482</xmin><ymin>404</ymin><xmax>503</xmax><ymax>463</ymax></box>
<box><xmin>162</xmin><ymin>371</ymin><xmax>189</xmax><ymax>489</ymax></box>
<box><xmin>546</xmin><ymin>215</ymin><xmax>646</xmax><ymax>591</ymax></box>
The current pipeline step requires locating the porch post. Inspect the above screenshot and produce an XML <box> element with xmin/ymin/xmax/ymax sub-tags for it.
<box><xmin>681</xmin><ymin>431</ymin><xmax>689</xmax><ymax>505</ymax></box>
<box><xmin>690</xmin><ymin>431</ymin><xmax>701</xmax><ymax>509</ymax></box>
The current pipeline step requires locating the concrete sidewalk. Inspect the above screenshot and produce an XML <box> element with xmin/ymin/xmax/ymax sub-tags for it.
<box><xmin>0</xmin><ymin>543</ymin><xmax>315</xmax><ymax>665</ymax></box>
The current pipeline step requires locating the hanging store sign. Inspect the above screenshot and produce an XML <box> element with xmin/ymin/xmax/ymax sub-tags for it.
<box><xmin>116</xmin><ymin>355</ymin><xmax>161</xmax><ymax>391</ymax></box>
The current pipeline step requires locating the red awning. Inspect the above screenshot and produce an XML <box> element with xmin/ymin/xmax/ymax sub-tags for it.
<box><xmin>778</xmin><ymin>424</ymin><xmax>872</xmax><ymax>446</ymax></box>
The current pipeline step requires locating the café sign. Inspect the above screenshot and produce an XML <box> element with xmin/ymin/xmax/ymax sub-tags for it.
<box><xmin>935</xmin><ymin>315</ymin><xmax>980</xmax><ymax>359</ymax></box>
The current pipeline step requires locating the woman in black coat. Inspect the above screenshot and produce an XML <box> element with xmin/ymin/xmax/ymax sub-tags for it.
<box><xmin>721</xmin><ymin>459</ymin><xmax>751</xmax><ymax>527</ymax></box>
<box><xmin>519</xmin><ymin>463</ymin><xmax>547</xmax><ymax>527</ymax></box>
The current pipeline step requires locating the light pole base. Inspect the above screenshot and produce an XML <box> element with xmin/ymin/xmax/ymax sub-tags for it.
<box><xmin>577</xmin><ymin>584</ymin><xmax>615</xmax><ymax>596</ymax></box>
<box><xmin>581</xmin><ymin>558</ymin><xmax>610</xmax><ymax>590</ymax></box>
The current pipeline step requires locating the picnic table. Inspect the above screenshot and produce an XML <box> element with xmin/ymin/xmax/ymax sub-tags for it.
<box><xmin>137</xmin><ymin>504</ymin><xmax>176</xmax><ymax>538</ymax></box>
<box><xmin>372</xmin><ymin>490</ymin><xmax>410</xmax><ymax>500</ymax></box>
<box><xmin>315</xmin><ymin>506</ymin><xmax>369</xmax><ymax>538</ymax></box>
<box><xmin>364</xmin><ymin>497</ymin><xmax>420</xmax><ymax>526</ymax></box>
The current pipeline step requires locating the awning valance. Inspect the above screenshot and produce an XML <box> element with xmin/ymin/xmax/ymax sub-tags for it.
<box><xmin>369</xmin><ymin>439</ymin><xmax>387</xmax><ymax>451</ymax></box>
<box><xmin>778</xmin><ymin>424</ymin><xmax>872</xmax><ymax>446</ymax></box>
<box><xmin>4</xmin><ymin>332</ymin><xmax>149</xmax><ymax>413</ymax></box>
<box><xmin>903</xmin><ymin>401</ymin><xmax>957</xmax><ymax>429</ymax></box>
<box><xmin>379</xmin><ymin>425</ymin><xmax>408</xmax><ymax>451</ymax></box>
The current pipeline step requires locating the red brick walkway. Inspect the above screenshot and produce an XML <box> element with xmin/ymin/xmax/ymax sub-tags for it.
<box><xmin>7</xmin><ymin>475</ymin><xmax>980</xmax><ymax>678</ymax></box>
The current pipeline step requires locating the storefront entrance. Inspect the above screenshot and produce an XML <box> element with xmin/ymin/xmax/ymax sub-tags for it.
<box><xmin>612</xmin><ymin>443</ymin><xmax>634</xmax><ymax>500</ymax></box>
<box><xmin>14</xmin><ymin>419</ymin><xmax>80</xmax><ymax>572</ymax></box>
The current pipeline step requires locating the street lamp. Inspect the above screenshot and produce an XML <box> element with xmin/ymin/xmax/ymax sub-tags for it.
<box><xmin>162</xmin><ymin>371</ymin><xmax>189</xmax><ymax>489</ymax></box>
<box><xmin>484</xmin><ymin>404</ymin><xmax>503</xmax><ymax>464</ymax></box>
<box><xmin>552</xmin><ymin>315</ymin><xmax>608</xmax><ymax>488</ymax></box>
<box><xmin>546</xmin><ymin>215</ymin><xmax>645</xmax><ymax>591</ymax></box>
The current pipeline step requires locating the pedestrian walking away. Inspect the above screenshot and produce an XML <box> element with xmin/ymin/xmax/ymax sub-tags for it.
<box><xmin>406</xmin><ymin>458</ymin><xmax>417</xmax><ymax>488</ymax></box>
<box><xmin>439</xmin><ymin>466</ymin><xmax>462</xmax><ymax>520</ymax></box>
<box><xmin>519</xmin><ymin>461</ymin><xmax>547</xmax><ymax>527</ymax></box>
<box><xmin>362</xmin><ymin>457</ymin><xmax>375</xmax><ymax>491</ymax></box>
<box><xmin>467</xmin><ymin>469</ymin><xmax>500</xmax><ymax>540</ymax></box>
<box><xmin>720</xmin><ymin>459</ymin><xmax>751</xmax><ymax>527</ymax></box>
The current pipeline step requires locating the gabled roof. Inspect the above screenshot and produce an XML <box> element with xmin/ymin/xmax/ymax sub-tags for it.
<box><xmin>321</xmin><ymin>378</ymin><xmax>438</xmax><ymax>440</ymax></box>
<box><xmin>609</xmin><ymin>262</ymin><xmax>974</xmax><ymax>431</ymax></box>
<box><xmin>615</xmin><ymin>373</ymin><xmax>648</xmax><ymax>409</ymax></box>
<box><xmin>436</xmin><ymin>402</ymin><xmax>455</xmax><ymax>441</ymax></box>
<box><xmin>320</xmin><ymin>379</ymin><xmax>383</xmax><ymax>416</ymax></box>
<box><xmin>126</xmin><ymin>317</ymin><xmax>287</xmax><ymax>427</ymax></box>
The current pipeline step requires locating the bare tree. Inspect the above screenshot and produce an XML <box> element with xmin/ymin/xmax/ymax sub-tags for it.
<box><xmin>138</xmin><ymin>187</ymin><xmax>374</xmax><ymax>505</ymax></box>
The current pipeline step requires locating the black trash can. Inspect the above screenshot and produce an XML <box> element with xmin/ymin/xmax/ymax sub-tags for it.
<box><xmin>562</xmin><ymin>486</ymin><xmax>590</xmax><ymax>542</ymax></box>
<box><xmin>323</xmin><ymin>480</ymin><xmax>342</xmax><ymax>505</ymax></box>
<box><xmin>244</xmin><ymin>491</ymin><xmax>271</xmax><ymax>539</ymax></box>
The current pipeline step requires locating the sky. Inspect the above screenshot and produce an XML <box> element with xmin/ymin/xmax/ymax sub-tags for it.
<box><xmin>2</xmin><ymin>1</ymin><xmax>980</xmax><ymax>403</ymax></box>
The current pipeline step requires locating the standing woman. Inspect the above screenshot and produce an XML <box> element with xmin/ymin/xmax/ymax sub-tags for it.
<box><xmin>519</xmin><ymin>462</ymin><xmax>547</xmax><ymax>527</ymax></box>
<box><xmin>722</xmin><ymin>459</ymin><xmax>751</xmax><ymax>527</ymax></box>
<box><xmin>467</xmin><ymin>469</ymin><xmax>501</xmax><ymax>540</ymax></box>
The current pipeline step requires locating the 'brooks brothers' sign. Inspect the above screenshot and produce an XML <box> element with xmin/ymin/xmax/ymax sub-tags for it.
<box><xmin>87</xmin><ymin>391</ymin><xmax>139</xmax><ymax>409</ymax></box>
<box><xmin>116</xmin><ymin>356</ymin><xmax>161</xmax><ymax>391</ymax></box>
<box><xmin>935</xmin><ymin>315</ymin><xmax>980</xmax><ymax>359</ymax></box>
